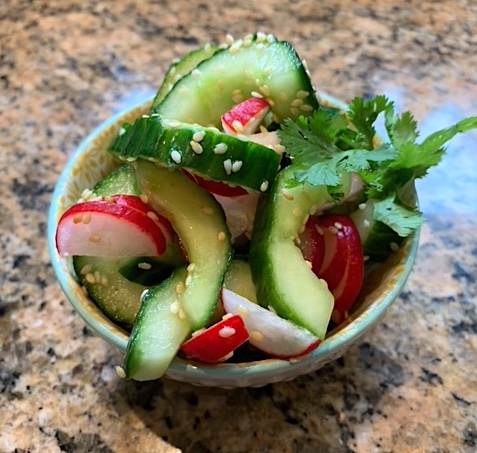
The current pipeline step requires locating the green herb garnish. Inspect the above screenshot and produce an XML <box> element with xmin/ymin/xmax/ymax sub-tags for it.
<box><xmin>278</xmin><ymin>95</ymin><xmax>477</xmax><ymax>237</ymax></box>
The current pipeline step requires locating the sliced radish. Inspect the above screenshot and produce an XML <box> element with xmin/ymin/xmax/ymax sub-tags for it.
<box><xmin>221</xmin><ymin>289</ymin><xmax>321</xmax><ymax>359</ymax></box>
<box><xmin>180</xmin><ymin>314</ymin><xmax>249</xmax><ymax>363</ymax></box>
<box><xmin>111</xmin><ymin>194</ymin><xmax>176</xmax><ymax>243</ymax></box>
<box><xmin>184</xmin><ymin>171</ymin><xmax>248</xmax><ymax>198</ymax></box>
<box><xmin>221</xmin><ymin>97</ymin><xmax>271</xmax><ymax>135</ymax></box>
<box><xmin>55</xmin><ymin>200</ymin><xmax>167</xmax><ymax>257</ymax></box>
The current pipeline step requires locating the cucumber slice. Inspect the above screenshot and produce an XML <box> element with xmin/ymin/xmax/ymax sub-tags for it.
<box><xmin>350</xmin><ymin>200</ymin><xmax>404</xmax><ymax>261</ymax></box>
<box><xmin>224</xmin><ymin>259</ymin><xmax>257</xmax><ymax>304</ymax></box>
<box><xmin>249</xmin><ymin>168</ymin><xmax>353</xmax><ymax>339</ymax></box>
<box><xmin>152</xmin><ymin>43</ymin><xmax>220</xmax><ymax>108</ymax></box>
<box><xmin>134</xmin><ymin>160</ymin><xmax>232</xmax><ymax>330</ymax></box>
<box><xmin>92</xmin><ymin>165</ymin><xmax>139</xmax><ymax>197</ymax></box>
<box><xmin>109</xmin><ymin>115</ymin><xmax>280</xmax><ymax>193</ymax></box>
<box><xmin>121</xmin><ymin>267</ymin><xmax>192</xmax><ymax>381</ymax></box>
<box><xmin>152</xmin><ymin>34</ymin><xmax>319</xmax><ymax>127</ymax></box>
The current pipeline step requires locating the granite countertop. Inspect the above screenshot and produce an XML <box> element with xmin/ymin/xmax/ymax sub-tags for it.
<box><xmin>1</xmin><ymin>0</ymin><xmax>476</xmax><ymax>452</ymax></box>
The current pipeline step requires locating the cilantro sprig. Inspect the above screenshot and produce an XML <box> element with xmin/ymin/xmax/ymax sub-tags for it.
<box><xmin>278</xmin><ymin>96</ymin><xmax>477</xmax><ymax>237</ymax></box>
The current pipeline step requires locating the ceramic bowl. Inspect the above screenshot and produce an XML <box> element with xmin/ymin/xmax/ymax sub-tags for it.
<box><xmin>48</xmin><ymin>94</ymin><xmax>420</xmax><ymax>388</ymax></box>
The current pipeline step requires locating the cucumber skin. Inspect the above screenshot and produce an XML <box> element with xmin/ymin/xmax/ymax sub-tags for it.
<box><xmin>92</xmin><ymin>165</ymin><xmax>140</xmax><ymax>197</ymax></box>
<box><xmin>249</xmin><ymin>167</ymin><xmax>337</xmax><ymax>339</ymax></box>
<box><xmin>109</xmin><ymin>115</ymin><xmax>280</xmax><ymax>193</ymax></box>
<box><xmin>134</xmin><ymin>160</ymin><xmax>232</xmax><ymax>330</ymax></box>
<box><xmin>122</xmin><ymin>267</ymin><xmax>192</xmax><ymax>381</ymax></box>
<box><xmin>152</xmin><ymin>36</ymin><xmax>319</xmax><ymax>127</ymax></box>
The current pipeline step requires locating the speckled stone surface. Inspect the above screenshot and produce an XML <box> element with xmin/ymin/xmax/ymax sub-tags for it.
<box><xmin>1</xmin><ymin>0</ymin><xmax>477</xmax><ymax>452</ymax></box>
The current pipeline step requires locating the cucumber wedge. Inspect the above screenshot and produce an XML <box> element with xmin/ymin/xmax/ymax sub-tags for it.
<box><xmin>121</xmin><ymin>267</ymin><xmax>192</xmax><ymax>381</ymax></box>
<box><xmin>152</xmin><ymin>34</ymin><xmax>319</xmax><ymax>127</ymax></box>
<box><xmin>152</xmin><ymin>43</ymin><xmax>220</xmax><ymax>108</ymax></box>
<box><xmin>73</xmin><ymin>255</ymin><xmax>179</xmax><ymax>326</ymax></box>
<box><xmin>109</xmin><ymin>114</ymin><xmax>280</xmax><ymax>193</ymax></box>
<box><xmin>134</xmin><ymin>160</ymin><xmax>232</xmax><ymax>330</ymax></box>
<box><xmin>249</xmin><ymin>168</ymin><xmax>353</xmax><ymax>339</ymax></box>
<box><xmin>92</xmin><ymin>165</ymin><xmax>139</xmax><ymax>197</ymax></box>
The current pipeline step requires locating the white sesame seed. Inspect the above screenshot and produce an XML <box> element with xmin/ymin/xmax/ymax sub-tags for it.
<box><xmin>147</xmin><ymin>211</ymin><xmax>159</xmax><ymax>222</ymax></box>
<box><xmin>140</xmin><ymin>193</ymin><xmax>149</xmax><ymax>204</ymax></box>
<box><xmin>191</xmin><ymin>69</ymin><xmax>201</xmax><ymax>78</ymax></box>
<box><xmin>187</xmin><ymin>263</ymin><xmax>196</xmax><ymax>273</ymax></box>
<box><xmin>297</xmin><ymin>90</ymin><xmax>309</xmax><ymax>99</ymax></box>
<box><xmin>281</xmin><ymin>189</ymin><xmax>294</xmax><ymax>201</ymax></box>
<box><xmin>175</xmin><ymin>281</ymin><xmax>185</xmax><ymax>295</ymax></box>
<box><xmin>119</xmin><ymin>127</ymin><xmax>126</xmax><ymax>136</ymax></box>
<box><xmin>137</xmin><ymin>262</ymin><xmax>152</xmax><ymax>270</ymax></box>
<box><xmin>256</xmin><ymin>32</ymin><xmax>267</xmax><ymax>43</ymax></box>
<box><xmin>218</xmin><ymin>326</ymin><xmax>236</xmax><ymax>338</ymax></box>
<box><xmin>329</xmin><ymin>226</ymin><xmax>339</xmax><ymax>234</ymax></box>
<box><xmin>100</xmin><ymin>275</ymin><xmax>109</xmax><ymax>287</ymax></box>
<box><xmin>300</xmin><ymin>104</ymin><xmax>314</xmax><ymax>112</ymax></box>
<box><xmin>190</xmin><ymin>140</ymin><xmax>203</xmax><ymax>154</ymax></box>
<box><xmin>191</xmin><ymin>328</ymin><xmax>207</xmax><ymax>337</ymax></box>
<box><xmin>237</xmin><ymin>304</ymin><xmax>249</xmax><ymax>317</ymax></box>
<box><xmin>260</xmin><ymin>180</ymin><xmax>269</xmax><ymax>192</ymax></box>
<box><xmin>89</xmin><ymin>235</ymin><xmax>101</xmax><ymax>243</ymax></box>
<box><xmin>251</xmin><ymin>91</ymin><xmax>263</xmax><ymax>98</ymax></box>
<box><xmin>291</xmin><ymin>98</ymin><xmax>303</xmax><ymax>107</ymax></box>
<box><xmin>390</xmin><ymin>242</ymin><xmax>399</xmax><ymax>251</ymax></box>
<box><xmin>115</xmin><ymin>366</ymin><xmax>126</xmax><ymax>379</ymax></box>
<box><xmin>185</xmin><ymin>274</ymin><xmax>193</xmax><ymax>287</ymax></box>
<box><xmin>142</xmin><ymin>114</ymin><xmax>150</xmax><ymax>119</ymax></box>
<box><xmin>231</xmin><ymin>120</ymin><xmax>245</xmax><ymax>133</ymax></box>
<box><xmin>171</xmin><ymin>150</ymin><xmax>182</xmax><ymax>164</ymax></box>
<box><xmin>217</xmin><ymin>231</ymin><xmax>226</xmax><ymax>242</ymax></box>
<box><xmin>214</xmin><ymin>143</ymin><xmax>228</xmax><ymax>154</ymax></box>
<box><xmin>85</xmin><ymin>273</ymin><xmax>95</xmax><ymax>284</ymax></box>
<box><xmin>266</xmin><ymin>34</ymin><xmax>276</xmax><ymax>43</ymax></box>
<box><xmin>223</xmin><ymin>159</ymin><xmax>232</xmax><ymax>175</ymax></box>
<box><xmin>170</xmin><ymin>300</ymin><xmax>180</xmax><ymax>314</ymax></box>
<box><xmin>178</xmin><ymin>308</ymin><xmax>186</xmax><ymax>320</ymax></box>
<box><xmin>94</xmin><ymin>271</ymin><xmax>101</xmax><ymax>283</ymax></box>
<box><xmin>192</xmin><ymin>131</ymin><xmax>205</xmax><ymax>142</ymax></box>
<box><xmin>80</xmin><ymin>264</ymin><xmax>93</xmax><ymax>275</ymax></box>
<box><xmin>250</xmin><ymin>330</ymin><xmax>264</xmax><ymax>341</ymax></box>
<box><xmin>259</xmin><ymin>85</ymin><xmax>270</xmax><ymax>97</ymax></box>
<box><xmin>222</xmin><ymin>313</ymin><xmax>234</xmax><ymax>320</ymax></box>
<box><xmin>359</xmin><ymin>202</ymin><xmax>367</xmax><ymax>210</ymax></box>
<box><xmin>292</xmin><ymin>207</ymin><xmax>303</xmax><ymax>217</ymax></box>
<box><xmin>334</xmin><ymin>222</ymin><xmax>343</xmax><ymax>230</ymax></box>
<box><xmin>267</xmin><ymin>305</ymin><xmax>277</xmax><ymax>315</ymax></box>
<box><xmin>305</xmin><ymin>260</ymin><xmax>313</xmax><ymax>269</ymax></box>
<box><xmin>225</xmin><ymin>34</ymin><xmax>234</xmax><ymax>45</ymax></box>
<box><xmin>231</xmin><ymin>160</ymin><xmax>243</xmax><ymax>173</ymax></box>
<box><xmin>81</xmin><ymin>212</ymin><xmax>92</xmax><ymax>224</ymax></box>
<box><xmin>363</xmin><ymin>219</ymin><xmax>371</xmax><ymax>229</ymax></box>
<box><xmin>126</xmin><ymin>156</ymin><xmax>137</xmax><ymax>162</ymax></box>
<box><xmin>200</xmin><ymin>205</ymin><xmax>214</xmax><ymax>215</ymax></box>
<box><xmin>220</xmin><ymin>351</ymin><xmax>234</xmax><ymax>362</ymax></box>
<box><xmin>290</xmin><ymin>107</ymin><xmax>300</xmax><ymax>117</ymax></box>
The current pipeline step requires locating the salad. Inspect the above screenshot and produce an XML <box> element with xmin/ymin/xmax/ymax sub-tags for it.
<box><xmin>54</xmin><ymin>33</ymin><xmax>477</xmax><ymax>381</ymax></box>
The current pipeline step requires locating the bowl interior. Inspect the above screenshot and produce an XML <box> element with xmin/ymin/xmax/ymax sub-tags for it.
<box><xmin>48</xmin><ymin>95</ymin><xmax>420</xmax><ymax>387</ymax></box>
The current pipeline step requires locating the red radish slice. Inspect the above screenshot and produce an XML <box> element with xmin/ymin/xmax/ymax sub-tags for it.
<box><xmin>184</xmin><ymin>171</ymin><xmax>248</xmax><ymax>197</ymax></box>
<box><xmin>221</xmin><ymin>289</ymin><xmax>321</xmax><ymax>359</ymax></box>
<box><xmin>55</xmin><ymin>200</ymin><xmax>167</xmax><ymax>257</ymax></box>
<box><xmin>180</xmin><ymin>314</ymin><xmax>249</xmax><ymax>363</ymax></box>
<box><xmin>299</xmin><ymin>216</ymin><xmax>326</xmax><ymax>272</ymax></box>
<box><xmin>111</xmin><ymin>195</ymin><xmax>176</xmax><ymax>243</ymax></box>
<box><xmin>221</xmin><ymin>97</ymin><xmax>271</xmax><ymax>135</ymax></box>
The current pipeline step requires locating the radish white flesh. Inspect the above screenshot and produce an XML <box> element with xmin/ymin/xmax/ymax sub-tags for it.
<box><xmin>56</xmin><ymin>201</ymin><xmax>167</xmax><ymax>257</ymax></box>
<box><xmin>221</xmin><ymin>288</ymin><xmax>321</xmax><ymax>359</ymax></box>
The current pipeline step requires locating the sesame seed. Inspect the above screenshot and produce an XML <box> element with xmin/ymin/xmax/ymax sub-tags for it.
<box><xmin>85</xmin><ymin>273</ymin><xmax>95</xmax><ymax>284</ymax></box>
<box><xmin>191</xmin><ymin>69</ymin><xmax>201</xmax><ymax>78</ymax></box>
<box><xmin>214</xmin><ymin>143</ymin><xmax>228</xmax><ymax>154</ymax></box>
<box><xmin>266</xmin><ymin>34</ymin><xmax>276</xmax><ymax>43</ymax></box>
<box><xmin>315</xmin><ymin>225</ymin><xmax>324</xmax><ymax>235</ymax></box>
<box><xmin>147</xmin><ymin>211</ymin><xmax>159</xmax><ymax>222</ymax></box>
<box><xmin>251</xmin><ymin>91</ymin><xmax>263</xmax><ymax>98</ymax></box>
<box><xmin>219</xmin><ymin>326</ymin><xmax>236</xmax><ymax>338</ymax></box>
<box><xmin>334</xmin><ymin>222</ymin><xmax>343</xmax><ymax>230</ymax></box>
<box><xmin>225</xmin><ymin>34</ymin><xmax>234</xmax><ymax>45</ymax></box>
<box><xmin>185</xmin><ymin>274</ymin><xmax>193</xmax><ymax>287</ymax></box>
<box><xmin>190</xmin><ymin>140</ymin><xmax>203</xmax><ymax>154</ymax></box>
<box><xmin>140</xmin><ymin>193</ymin><xmax>149</xmax><ymax>204</ymax></box>
<box><xmin>267</xmin><ymin>305</ymin><xmax>277</xmax><ymax>315</ymax></box>
<box><xmin>243</xmin><ymin>34</ymin><xmax>254</xmax><ymax>46</ymax></box>
<box><xmin>260</xmin><ymin>181</ymin><xmax>269</xmax><ymax>192</ymax></box>
<box><xmin>142</xmin><ymin>114</ymin><xmax>150</xmax><ymax>119</ymax></box>
<box><xmin>89</xmin><ymin>235</ymin><xmax>101</xmax><ymax>243</ymax></box>
<box><xmin>119</xmin><ymin>127</ymin><xmax>126</xmax><ymax>136</ymax></box>
<box><xmin>329</xmin><ymin>226</ymin><xmax>339</xmax><ymax>235</ymax></box>
<box><xmin>138</xmin><ymin>262</ymin><xmax>152</xmax><ymax>270</ymax></box>
<box><xmin>232</xmin><ymin>92</ymin><xmax>244</xmax><ymax>104</ymax></box>
<box><xmin>80</xmin><ymin>264</ymin><xmax>93</xmax><ymax>275</ymax></box>
<box><xmin>73</xmin><ymin>214</ymin><xmax>82</xmax><ymax>224</ymax></box>
<box><xmin>126</xmin><ymin>156</ymin><xmax>137</xmax><ymax>162</ymax></box>
<box><xmin>363</xmin><ymin>219</ymin><xmax>371</xmax><ymax>229</ymax></box>
<box><xmin>220</xmin><ymin>351</ymin><xmax>234</xmax><ymax>362</ymax></box>
<box><xmin>250</xmin><ymin>330</ymin><xmax>264</xmax><ymax>341</ymax></box>
<box><xmin>115</xmin><ymin>366</ymin><xmax>126</xmax><ymax>379</ymax></box>
<box><xmin>359</xmin><ymin>202</ymin><xmax>367</xmax><ymax>210</ymax></box>
<box><xmin>281</xmin><ymin>189</ymin><xmax>294</xmax><ymax>201</ymax></box>
<box><xmin>259</xmin><ymin>85</ymin><xmax>270</xmax><ymax>97</ymax></box>
<box><xmin>187</xmin><ymin>263</ymin><xmax>196</xmax><ymax>272</ymax></box>
<box><xmin>217</xmin><ymin>231</ymin><xmax>226</xmax><ymax>242</ymax></box>
<box><xmin>176</xmin><ymin>281</ymin><xmax>185</xmax><ymax>295</ymax></box>
<box><xmin>296</xmin><ymin>90</ymin><xmax>309</xmax><ymax>99</ymax></box>
<box><xmin>170</xmin><ymin>300</ymin><xmax>180</xmax><ymax>314</ymax></box>
<box><xmin>266</xmin><ymin>98</ymin><xmax>275</xmax><ymax>107</ymax></box>
<box><xmin>192</xmin><ymin>131</ymin><xmax>205</xmax><ymax>142</ymax></box>
<box><xmin>279</xmin><ymin>91</ymin><xmax>288</xmax><ymax>101</ymax></box>
<box><xmin>292</xmin><ymin>207</ymin><xmax>303</xmax><ymax>217</ymax></box>
<box><xmin>104</xmin><ymin>196</ymin><xmax>114</xmax><ymax>203</ymax></box>
<box><xmin>178</xmin><ymin>308</ymin><xmax>186</xmax><ymax>320</ymax></box>
<box><xmin>256</xmin><ymin>32</ymin><xmax>267</xmax><ymax>42</ymax></box>
<box><xmin>294</xmin><ymin>236</ymin><xmax>301</xmax><ymax>245</ymax></box>
<box><xmin>291</xmin><ymin>98</ymin><xmax>303</xmax><ymax>107</ymax></box>
<box><xmin>191</xmin><ymin>328</ymin><xmax>207</xmax><ymax>337</ymax></box>
<box><xmin>237</xmin><ymin>304</ymin><xmax>249</xmax><ymax>317</ymax></box>
<box><xmin>290</xmin><ymin>107</ymin><xmax>300</xmax><ymax>117</ymax></box>
<box><xmin>300</xmin><ymin>104</ymin><xmax>314</xmax><ymax>112</ymax></box>
<box><xmin>100</xmin><ymin>275</ymin><xmax>109</xmax><ymax>287</ymax></box>
<box><xmin>305</xmin><ymin>260</ymin><xmax>313</xmax><ymax>269</ymax></box>
<box><xmin>222</xmin><ymin>313</ymin><xmax>234</xmax><ymax>320</ymax></box>
<box><xmin>231</xmin><ymin>120</ymin><xmax>245</xmax><ymax>133</ymax></box>
<box><xmin>390</xmin><ymin>242</ymin><xmax>399</xmax><ymax>251</ymax></box>
<box><xmin>223</xmin><ymin>159</ymin><xmax>232</xmax><ymax>175</ymax></box>
<box><xmin>231</xmin><ymin>160</ymin><xmax>243</xmax><ymax>172</ymax></box>
<box><xmin>94</xmin><ymin>271</ymin><xmax>101</xmax><ymax>283</ymax></box>
<box><xmin>171</xmin><ymin>150</ymin><xmax>182</xmax><ymax>164</ymax></box>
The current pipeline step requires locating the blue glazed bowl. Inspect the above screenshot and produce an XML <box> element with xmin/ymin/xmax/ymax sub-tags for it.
<box><xmin>48</xmin><ymin>94</ymin><xmax>420</xmax><ymax>388</ymax></box>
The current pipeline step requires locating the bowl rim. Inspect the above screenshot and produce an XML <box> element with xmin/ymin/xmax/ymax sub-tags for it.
<box><xmin>48</xmin><ymin>94</ymin><xmax>420</xmax><ymax>384</ymax></box>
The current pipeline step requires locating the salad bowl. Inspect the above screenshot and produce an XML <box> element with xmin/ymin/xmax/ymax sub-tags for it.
<box><xmin>48</xmin><ymin>94</ymin><xmax>420</xmax><ymax>388</ymax></box>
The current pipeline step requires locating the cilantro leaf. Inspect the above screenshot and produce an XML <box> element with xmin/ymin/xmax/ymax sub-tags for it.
<box><xmin>373</xmin><ymin>195</ymin><xmax>424</xmax><ymax>237</ymax></box>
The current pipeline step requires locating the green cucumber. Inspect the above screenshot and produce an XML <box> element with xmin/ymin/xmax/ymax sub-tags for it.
<box><xmin>152</xmin><ymin>43</ymin><xmax>220</xmax><ymax>108</ymax></box>
<box><xmin>109</xmin><ymin>115</ymin><xmax>280</xmax><ymax>193</ymax></box>
<box><xmin>134</xmin><ymin>160</ymin><xmax>232</xmax><ymax>330</ymax></box>
<box><xmin>152</xmin><ymin>34</ymin><xmax>319</xmax><ymax>127</ymax></box>
<box><xmin>350</xmin><ymin>200</ymin><xmax>404</xmax><ymax>261</ymax></box>
<box><xmin>121</xmin><ymin>267</ymin><xmax>192</xmax><ymax>381</ymax></box>
<box><xmin>92</xmin><ymin>165</ymin><xmax>139</xmax><ymax>197</ymax></box>
<box><xmin>223</xmin><ymin>259</ymin><xmax>257</xmax><ymax>304</ymax></box>
<box><xmin>73</xmin><ymin>256</ymin><xmax>175</xmax><ymax>326</ymax></box>
<box><xmin>249</xmin><ymin>168</ymin><xmax>353</xmax><ymax>339</ymax></box>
